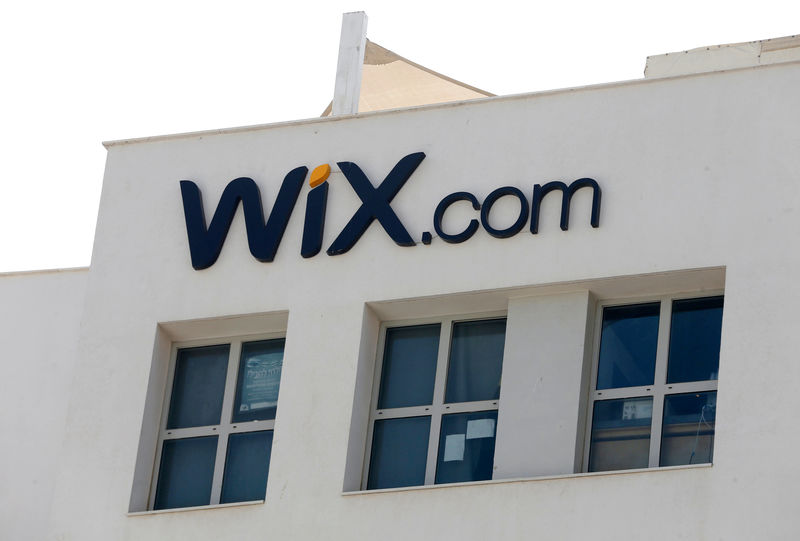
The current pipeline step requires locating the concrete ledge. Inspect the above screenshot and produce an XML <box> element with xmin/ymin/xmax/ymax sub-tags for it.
<box><xmin>342</xmin><ymin>463</ymin><xmax>713</xmax><ymax>496</ymax></box>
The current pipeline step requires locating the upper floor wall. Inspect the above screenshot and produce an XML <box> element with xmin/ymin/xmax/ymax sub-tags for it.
<box><xmin>45</xmin><ymin>60</ymin><xmax>800</xmax><ymax>540</ymax></box>
<box><xmin>0</xmin><ymin>268</ymin><xmax>88</xmax><ymax>541</ymax></box>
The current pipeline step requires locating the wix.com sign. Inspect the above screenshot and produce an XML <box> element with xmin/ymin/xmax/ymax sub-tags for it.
<box><xmin>179</xmin><ymin>152</ymin><xmax>601</xmax><ymax>270</ymax></box>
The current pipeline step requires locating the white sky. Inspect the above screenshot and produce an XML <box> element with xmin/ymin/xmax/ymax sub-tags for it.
<box><xmin>1</xmin><ymin>0</ymin><xmax>798</xmax><ymax>272</ymax></box>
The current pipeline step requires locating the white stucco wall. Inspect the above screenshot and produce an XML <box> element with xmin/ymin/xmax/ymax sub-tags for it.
<box><xmin>0</xmin><ymin>268</ymin><xmax>87</xmax><ymax>541</ymax></box>
<box><xmin>33</xmin><ymin>60</ymin><xmax>800</xmax><ymax>539</ymax></box>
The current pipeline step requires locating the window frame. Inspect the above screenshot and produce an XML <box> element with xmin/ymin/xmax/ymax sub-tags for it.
<box><xmin>148</xmin><ymin>332</ymin><xmax>285</xmax><ymax>510</ymax></box>
<box><xmin>362</xmin><ymin>311</ymin><xmax>506</xmax><ymax>490</ymax></box>
<box><xmin>581</xmin><ymin>291</ymin><xmax>723</xmax><ymax>471</ymax></box>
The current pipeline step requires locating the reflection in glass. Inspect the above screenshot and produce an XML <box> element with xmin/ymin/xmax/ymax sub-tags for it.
<box><xmin>597</xmin><ymin>303</ymin><xmax>660</xmax><ymax>390</ymax></box>
<box><xmin>589</xmin><ymin>398</ymin><xmax>652</xmax><ymax>472</ymax></box>
<box><xmin>435</xmin><ymin>411</ymin><xmax>498</xmax><ymax>484</ymax></box>
<box><xmin>667</xmin><ymin>297</ymin><xmax>724</xmax><ymax>384</ymax></box>
<box><xmin>167</xmin><ymin>345</ymin><xmax>229</xmax><ymax>429</ymax></box>
<box><xmin>154</xmin><ymin>436</ymin><xmax>217</xmax><ymax>510</ymax></box>
<box><xmin>445</xmin><ymin>319</ymin><xmax>506</xmax><ymax>403</ymax></box>
<box><xmin>377</xmin><ymin>325</ymin><xmax>440</xmax><ymax>409</ymax></box>
<box><xmin>232</xmin><ymin>339</ymin><xmax>285</xmax><ymax>423</ymax></box>
<box><xmin>368</xmin><ymin>417</ymin><xmax>431</xmax><ymax>489</ymax></box>
<box><xmin>660</xmin><ymin>392</ymin><xmax>716</xmax><ymax>466</ymax></box>
<box><xmin>221</xmin><ymin>431</ymin><xmax>274</xmax><ymax>503</ymax></box>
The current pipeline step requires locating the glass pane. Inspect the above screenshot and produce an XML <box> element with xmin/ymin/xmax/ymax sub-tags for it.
<box><xmin>435</xmin><ymin>411</ymin><xmax>498</xmax><ymax>484</ymax></box>
<box><xmin>154</xmin><ymin>436</ymin><xmax>217</xmax><ymax>510</ymax></box>
<box><xmin>367</xmin><ymin>416</ymin><xmax>430</xmax><ymax>489</ymax></box>
<box><xmin>660</xmin><ymin>392</ymin><xmax>716</xmax><ymax>466</ymax></box>
<box><xmin>597</xmin><ymin>303</ymin><xmax>660</xmax><ymax>390</ymax></box>
<box><xmin>220</xmin><ymin>431</ymin><xmax>274</xmax><ymax>503</ymax></box>
<box><xmin>444</xmin><ymin>319</ymin><xmax>506</xmax><ymax>403</ymax></box>
<box><xmin>167</xmin><ymin>345</ymin><xmax>229</xmax><ymax>429</ymax></box>
<box><xmin>377</xmin><ymin>325</ymin><xmax>440</xmax><ymax>409</ymax></box>
<box><xmin>589</xmin><ymin>397</ymin><xmax>652</xmax><ymax>472</ymax></box>
<box><xmin>667</xmin><ymin>297</ymin><xmax>724</xmax><ymax>383</ymax></box>
<box><xmin>232</xmin><ymin>339</ymin><xmax>285</xmax><ymax>423</ymax></box>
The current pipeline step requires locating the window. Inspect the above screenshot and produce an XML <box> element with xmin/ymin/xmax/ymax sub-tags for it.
<box><xmin>149</xmin><ymin>336</ymin><xmax>284</xmax><ymax>510</ymax></box>
<box><xmin>584</xmin><ymin>295</ymin><xmax>723</xmax><ymax>472</ymax></box>
<box><xmin>364</xmin><ymin>316</ymin><xmax>507</xmax><ymax>490</ymax></box>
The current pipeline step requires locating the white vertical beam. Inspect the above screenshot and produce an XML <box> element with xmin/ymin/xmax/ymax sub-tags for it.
<box><xmin>493</xmin><ymin>292</ymin><xmax>594</xmax><ymax>479</ymax></box>
<box><xmin>341</xmin><ymin>305</ymin><xmax>380</xmax><ymax>492</ymax></box>
<box><xmin>332</xmin><ymin>11</ymin><xmax>368</xmax><ymax>116</ymax></box>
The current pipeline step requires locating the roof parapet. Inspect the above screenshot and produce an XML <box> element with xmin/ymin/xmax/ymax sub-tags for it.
<box><xmin>645</xmin><ymin>34</ymin><xmax>800</xmax><ymax>78</ymax></box>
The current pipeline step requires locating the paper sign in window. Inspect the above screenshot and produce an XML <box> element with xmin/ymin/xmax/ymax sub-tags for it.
<box><xmin>622</xmin><ymin>399</ymin><xmax>652</xmax><ymax>420</ymax></box>
<box><xmin>240</xmin><ymin>354</ymin><xmax>282</xmax><ymax>412</ymax></box>
<box><xmin>443</xmin><ymin>434</ymin><xmax>465</xmax><ymax>462</ymax></box>
<box><xmin>466</xmin><ymin>418</ymin><xmax>495</xmax><ymax>440</ymax></box>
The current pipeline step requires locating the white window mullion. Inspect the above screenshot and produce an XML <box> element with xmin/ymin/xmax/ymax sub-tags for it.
<box><xmin>208</xmin><ymin>342</ymin><xmax>242</xmax><ymax>504</ymax></box>
<box><xmin>208</xmin><ymin>424</ymin><xmax>232</xmax><ymax>504</ymax></box>
<box><xmin>431</xmin><ymin>319</ymin><xmax>452</xmax><ymax>407</ymax></box>
<box><xmin>593</xmin><ymin>385</ymin><xmax>656</xmax><ymax>401</ymax></box>
<box><xmin>665</xmin><ymin>380</ymin><xmax>718</xmax><ymax>394</ymax></box>
<box><xmin>219</xmin><ymin>340</ymin><xmax>243</xmax><ymax>430</ymax></box>
<box><xmin>441</xmin><ymin>400</ymin><xmax>499</xmax><ymax>415</ymax></box>
<box><xmin>162</xmin><ymin>426</ymin><xmax>218</xmax><ymax>439</ymax></box>
<box><xmin>424</xmin><ymin>406</ymin><xmax>443</xmax><ymax>485</ymax></box>
<box><xmin>375</xmin><ymin>406</ymin><xmax>435</xmax><ymax>419</ymax></box>
<box><xmin>424</xmin><ymin>319</ymin><xmax>453</xmax><ymax>485</ymax></box>
<box><xmin>648</xmin><ymin>393</ymin><xmax>665</xmax><ymax>468</ymax></box>
<box><xmin>230</xmin><ymin>419</ymin><xmax>276</xmax><ymax>433</ymax></box>
<box><xmin>649</xmin><ymin>297</ymin><xmax>672</xmax><ymax>468</ymax></box>
<box><xmin>653</xmin><ymin>298</ymin><xmax>673</xmax><ymax>387</ymax></box>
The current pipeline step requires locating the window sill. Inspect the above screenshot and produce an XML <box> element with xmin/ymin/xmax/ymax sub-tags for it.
<box><xmin>128</xmin><ymin>500</ymin><xmax>264</xmax><ymax>516</ymax></box>
<box><xmin>343</xmin><ymin>463</ymin><xmax>712</xmax><ymax>496</ymax></box>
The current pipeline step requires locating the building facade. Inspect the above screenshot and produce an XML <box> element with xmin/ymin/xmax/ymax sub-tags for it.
<box><xmin>2</xmin><ymin>42</ymin><xmax>800</xmax><ymax>540</ymax></box>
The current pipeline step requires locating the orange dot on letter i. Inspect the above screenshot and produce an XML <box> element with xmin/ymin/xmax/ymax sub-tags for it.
<box><xmin>309</xmin><ymin>164</ymin><xmax>330</xmax><ymax>188</ymax></box>
<box><xmin>301</xmin><ymin>164</ymin><xmax>331</xmax><ymax>258</ymax></box>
